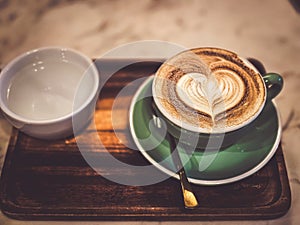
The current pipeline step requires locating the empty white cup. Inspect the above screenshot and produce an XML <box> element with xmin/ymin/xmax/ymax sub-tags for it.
<box><xmin>0</xmin><ymin>47</ymin><xmax>99</xmax><ymax>140</ymax></box>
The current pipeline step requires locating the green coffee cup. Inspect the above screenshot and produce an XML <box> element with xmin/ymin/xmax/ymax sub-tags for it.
<box><xmin>152</xmin><ymin>48</ymin><xmax>283</xmax><ymax>151</ymax></box>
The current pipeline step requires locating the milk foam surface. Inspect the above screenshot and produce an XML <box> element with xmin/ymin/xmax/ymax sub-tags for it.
<box><xmin>153</xmin><ymin>48</ymin><xmax>266</xmax><ymax>132</ymax></box>
<box><xmin>7</xmin><ymin>59</ymin><xmax>85</xmax><ymax>120</ymax></box>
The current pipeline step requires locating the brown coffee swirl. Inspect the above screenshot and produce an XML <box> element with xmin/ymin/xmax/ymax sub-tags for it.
<box><xmin>152</xmin><ymin>48</ymin><xmax>266</xmax><ymax>132</ymax></box>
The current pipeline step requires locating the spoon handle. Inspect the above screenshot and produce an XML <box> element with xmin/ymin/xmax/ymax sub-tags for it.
<box><xmin>168</xmin><ymin>133</ymin><xmax>199</xmax><ymax>209</ymax></box>
<box><xmin>151</xmin><ymin>101</ymin><xmax>198</xmax><ymax>209</ymax></box>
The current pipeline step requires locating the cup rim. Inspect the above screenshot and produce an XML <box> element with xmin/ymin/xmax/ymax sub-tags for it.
<box><xmin>152</xmin><ymin>47</ymin><xmax>267</xmax><ymax>134</ymax></box>
<box><xmin>0</xmin><ymin>46</ymin><xmax>99</xmax><ymax>125</ymax></box>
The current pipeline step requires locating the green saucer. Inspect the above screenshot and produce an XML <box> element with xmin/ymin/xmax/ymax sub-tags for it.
<box><xmin>129</xmin><ymin>76</ymin><xmax>281</xmax><ymax>185</ymax></box>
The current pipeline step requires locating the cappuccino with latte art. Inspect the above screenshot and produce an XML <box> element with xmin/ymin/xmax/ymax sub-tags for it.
<box><xmin>152</xmin><ymin>48</ymin><xmax>266</xmax><ymax>133</ymax></box>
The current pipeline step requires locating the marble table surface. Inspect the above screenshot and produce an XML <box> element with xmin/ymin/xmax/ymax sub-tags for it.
<box><xmin>0</xmin><ymin>0</ymin><xmax>300</xmax><ymax>224</ymax></box>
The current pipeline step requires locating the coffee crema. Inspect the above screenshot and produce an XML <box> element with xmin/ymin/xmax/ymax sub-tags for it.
<box><xmin>152</xmin><ymin>48</ymin><xmax>266</xmax><ymax>133</ymax></box>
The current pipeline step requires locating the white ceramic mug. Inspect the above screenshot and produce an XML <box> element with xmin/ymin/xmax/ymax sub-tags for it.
<box><xmin>0</xmin><ymin>47</ymin><xmax>99</xmax><ymax>140</ymax></box>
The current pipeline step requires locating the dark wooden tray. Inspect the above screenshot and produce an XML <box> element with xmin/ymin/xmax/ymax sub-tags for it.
<box><xmin>0</xmin><ymin>60</ymin><xmax>291</xmax><ymax>221</ymax></box>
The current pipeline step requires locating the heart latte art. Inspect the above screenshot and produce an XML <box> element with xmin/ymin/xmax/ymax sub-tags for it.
<box><xmin>152</xmin><ymin>48</ymin><xmax>266</xmax><ymax>133</ymax></box>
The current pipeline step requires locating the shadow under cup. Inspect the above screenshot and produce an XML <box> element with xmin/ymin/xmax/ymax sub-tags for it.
<box><xmin>152</xmin><ymin>71</ymin><xmax>283</xmax><ymax>152</ymax></box>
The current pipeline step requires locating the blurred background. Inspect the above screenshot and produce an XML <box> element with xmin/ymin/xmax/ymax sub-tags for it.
<box><xmin>0</xmin><ymin>0</ymin><xmax>300</xmax><ymax>224</ymax></box>
<box><xmin>0</xmin><ymin>0</ymin><xmax>299</xmax><ymax>72</ymax></box>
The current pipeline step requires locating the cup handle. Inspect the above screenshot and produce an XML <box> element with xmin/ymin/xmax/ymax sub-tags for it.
<box><xmin>247</xmin><ymin>58</ymin><xmax>266</xmax><ymax>75</ymax></box>
<box><xmin>247</xmin><ymin>58</ymin><xmax>283</xmax><ymax>100</ymax></box>
<box><xmin>262</xmin><ymin>73</ymin><xmax>284</xmax><ymax>100</ymax></box>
